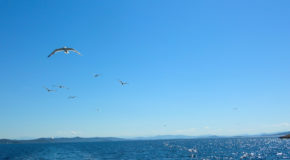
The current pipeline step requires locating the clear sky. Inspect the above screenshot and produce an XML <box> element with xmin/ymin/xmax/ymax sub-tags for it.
<box><xmin>0</xmin><ymin>0</ymin><xmax>290</xmax><ymax>139</ymax></box>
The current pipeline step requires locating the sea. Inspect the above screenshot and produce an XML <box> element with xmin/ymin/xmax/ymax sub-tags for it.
<box><xmin>0</xmin><ymin>137</ymin><xmax>289</xmax><ymax>160</ymax></box>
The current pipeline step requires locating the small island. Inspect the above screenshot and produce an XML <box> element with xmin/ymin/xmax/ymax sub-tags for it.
<box><xmin>279</xmin><ymin>134</ymin><xmax>290</xmax><ymax>139</ymax></box>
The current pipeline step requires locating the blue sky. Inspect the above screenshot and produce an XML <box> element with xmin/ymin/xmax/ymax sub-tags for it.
<box><xmin>0</xmin><ymin>0</ymin><xmax>290</xmax><ymax>139</ymax></box>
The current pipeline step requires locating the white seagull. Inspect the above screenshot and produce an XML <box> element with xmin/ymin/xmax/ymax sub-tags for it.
<box><xmin>94</xmin><ymin>74</ymin><xmax>101</xmax><ymax>78</ymax></box>
<box><xmin>119</xmin><ymin>80</ymin><xmax>128</xmax><ymax>86</ymax></box>
<box><xmin>43</xmin><ymin>86</ymin><xmax>56</xmax><ymax>92</ymax></box>
<box><xmin>48</xmin><ymin>46</ymin><xmax>81</xmax><ymax>58</ymax></box>
<box><xmin>68</xmin><ymin>96</ymin><xmax>77</xmax><ymax>99</ymax></box>
<box><xmin>53</xmin><ymin>85</ymin><xmax>69</xmax><ymax>89</ymax></box>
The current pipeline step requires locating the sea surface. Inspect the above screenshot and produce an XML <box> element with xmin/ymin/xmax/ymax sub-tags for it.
<box><xmin>0</xmin><ymin>137</ymin><xmax>289</xmax><ymax>160</ymax></box>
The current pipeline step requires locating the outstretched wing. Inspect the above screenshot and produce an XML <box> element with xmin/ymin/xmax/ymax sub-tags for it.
<box><xmin>48</xmin><ymin>48</ymin><xmax>64</xmax><ymax>58</ymax></box>
<box><xmin>68</xmin><ymin>96</ymin><xmax>76</xmax><ymax>99</ymax></box>
<box><xmin>43</xmin><ymin>86</ymin><xmax>55</xmax><ymax>92</ymax></box>
<box><xmin>67</xmin><ymin>48</ymin><xmax>82</xmax><ymax>55</ymax></box>
<box><xmin>119</xmin><ymin>80</ymin><xmax>128</xmax><ymax>85</ymax></box>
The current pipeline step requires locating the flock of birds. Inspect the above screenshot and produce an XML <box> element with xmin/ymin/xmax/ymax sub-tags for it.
<box><xmin>44</xmin><ymin>46</ymin><xmax>128</xmax><ymax>99</ymax></box>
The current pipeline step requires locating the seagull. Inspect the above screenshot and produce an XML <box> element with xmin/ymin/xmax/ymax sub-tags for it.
<box><xmin>94</xmin><ymin>74</ymin><xmax>101</xmax><ymax>78</ymax></box>
<box><xmin>43</xmin><ymin>87</ymin><xmax>56</xmax><ymax>92</ymax></box>
<box><xmin>48</xmin><ymin>46</ymin><xmax>81</xmax><ymax>58</ymax></box>
<box><xmin>53</xmin><ymin>85</ymin><xmax>69</xmax><ymax>89</ymax></box>
<box><xmin>233</xmin><ymin>107</ymin><xmax>239</xmax><ymax>111</ymax></box>
<box><xmin>119</xmin><ymin>80</ymin><xmax>128</xmax><ymax>86</ymax></box>
<box><xmin>68</xmin><ymin>96</ymin><xmax>77</xmax><ymax>99</ymax></box>
<box><xmin>188</xmin><ymin>148</ymin><xmax>197</xmax><ymax>158</ymax></box>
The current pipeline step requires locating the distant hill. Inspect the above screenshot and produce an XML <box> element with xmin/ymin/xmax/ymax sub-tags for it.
<box><xmin>258</xmin><ymin>131</ymin><xmax>290</xmax><ymax>137</ymax></box>
<box><xmin>0</xmin><ymin>139</ymin><xmax>20</xmax><ymax>144</ymax></box>
<box><xmin>132</xmin><ymin>134</ymin><xmax>224</xmax><ymax>140</ymax></box>
<box><xmin>279</xmin><ymin>134</ymin><xmax>290</xmax><ymax>139</ymax></box>
<box><xmin>132</xmin><ymin>135</ymin><xmax>194</xmax><ymax>140</ymax></box>
<box><xmin>0</xmin><ymin>137</ymin><xmax>124</xmax><ymax>144</ymax></box>
<box><xmin>1</xmin><ymin>131</ymin><xmax>289</xmax><ymax>144</ymax></box>
<box><xmin>132</xmin><ymin>131</ymin><xmax>290</xmax><ymax>140</ymax></box>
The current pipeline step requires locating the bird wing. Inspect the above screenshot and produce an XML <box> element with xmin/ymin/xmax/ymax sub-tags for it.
<box><xmin>48</xmin><ymin>48</ymin><xmax>64</xmax><ymax>57</ymax></box>
<box><xmin>120</xmin><ymin>81</ymin><xmax>128</xmax><ymax>85</ymax></box>
<box><xmin>44</xmin><ymin>87</ymin><xmax>55</xmax><ymax>92</ymax></box>
<box><xmin>67</xmin><ymin>48</ymin><xmax>82</xmax><ymax>55</ymax></box>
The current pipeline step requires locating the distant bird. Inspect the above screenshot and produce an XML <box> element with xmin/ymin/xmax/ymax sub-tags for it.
<box><xmin>96</xmin><ymin>108</ymin><xmax>100</xmax><ymax>112</ymax></box>
<box><xmin>48</xmin><ymin>46</ymin><xmax>81</xmax><ymax>58</ymax></box>
<box><xmin>54</xmin><ymin>85</ymin><xmax>69</xmax><ymax>89</ymax></box>
<box><xmin>68</xmin><ymin>96</ymin><xmax>77</xmax><ymax>99</ymax></box>
<box><xmin>233</xmin><ymin>107</ymin><xmax>239</xmax><ymax>111</ymax></box>
<box><xmin>94</xmin><ymin>74</ymin><xmax>101</xmax><ymax>78</ymax></box>
<box><xmin>119</xmin><ymin>80</ymin><xmax>128</xmax><ymax>86</ymax></box>
<box><xmin>188</xmin><ymin>148</ymin><xmax>197</xmax><ymax>158</ymax></box>
<box><xmin>43</xmin><ymin>87</ymin><xmax>55</xmax><ymax>92</ymax></box>
<box><xmin>188</xmin><ymin>148</ymin><xmax>197</xmax><ymax>153</ymax></box>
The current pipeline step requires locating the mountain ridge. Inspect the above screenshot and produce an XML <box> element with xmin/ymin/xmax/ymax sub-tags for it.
<box><xmin>1</xmin><ymin>131</ymin><xmax>289</xmax><ymax>144</ymax></box>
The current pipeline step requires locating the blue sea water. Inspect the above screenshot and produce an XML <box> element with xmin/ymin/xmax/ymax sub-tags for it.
<box><xmin>0</xmin><ymin>137</ymin><xmax>289</xmax><ymax>160</ymax></box>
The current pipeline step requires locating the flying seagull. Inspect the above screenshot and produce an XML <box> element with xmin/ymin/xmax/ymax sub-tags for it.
<box><xmin>43</xmin><ymin>87</ymin><xmax>55</xmax><ymax>92</ymax></box>
<box><xmin>233</xmin><ymin>107</ymin><xmax>239</xmax><ymax>111</ymax></box>
<box><xmin>53</xmin><ymin>85</ymin><xmax>69</xmax><ymax>89</ymax></box>
<box><xmin>48</xmin><ymin>46</ymin><xmax>81</xmax><ymax>58</ymax></box>
<box><xmin>94</xmin><ymin>74</ymin><xmax>101</xmax><ymax>78</ymax></box>
<box><xmin>119</xmin><ymin>80</ymin><xmax>128</xmax><ymax>86</ymax></box>
<box><xmin>68</xmin><ymin>96</ymin><xmax>77</xmax><ymax>99</ymax></box>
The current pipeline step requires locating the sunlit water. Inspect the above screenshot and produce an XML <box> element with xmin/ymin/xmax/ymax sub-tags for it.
<box><xmin>0</xmin><ymin>137</ymin><xmax>289</xmax><ymax>160</ymax></box>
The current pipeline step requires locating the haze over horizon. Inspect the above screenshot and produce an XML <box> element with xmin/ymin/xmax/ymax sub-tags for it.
<box><xmin>1</xmin><ymin>0</ymin><xmax>290</xmax><ymax>139</ymax></box>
